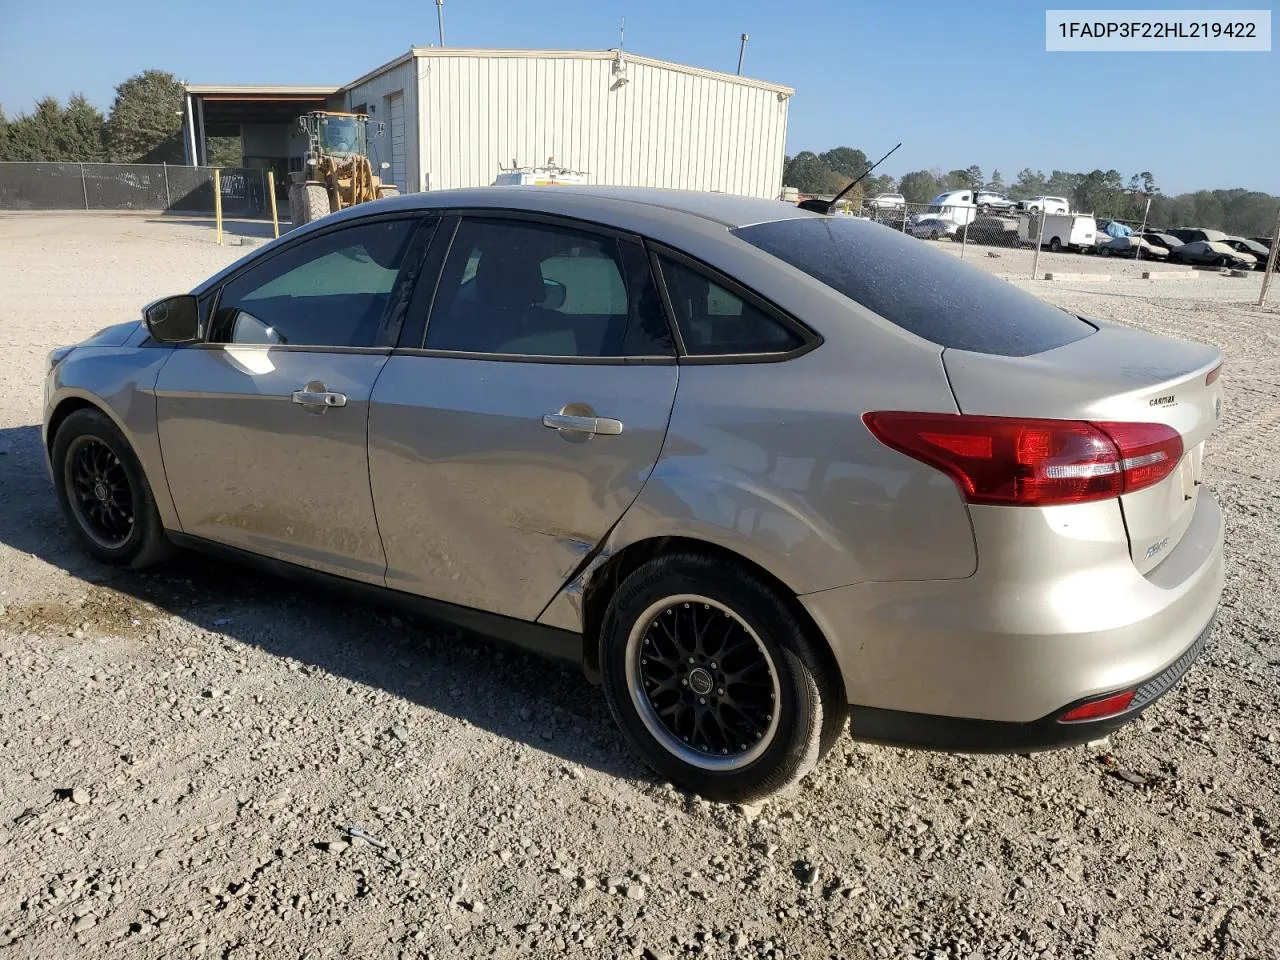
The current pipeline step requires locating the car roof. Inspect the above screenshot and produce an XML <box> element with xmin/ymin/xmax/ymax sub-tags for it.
<box><xmin>355</xmin><ymin>186</ymin><xmax>821</xmax><ymax>231</ymax></box>
<box><xmin>193</xmin><ymin>187</ymin><xmax>825</xmax><ymax>296</ymax></box>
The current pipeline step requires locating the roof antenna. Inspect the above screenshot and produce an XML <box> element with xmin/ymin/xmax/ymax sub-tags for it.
<box><xmin>619</xmin><ymin>17</ymin><xmax>625</xmax><ymax>50</ymax></box>
<box><xmin>797</xmin><ymin>142</ymin><xmax>902</xmax><ymax>214</ymax></box>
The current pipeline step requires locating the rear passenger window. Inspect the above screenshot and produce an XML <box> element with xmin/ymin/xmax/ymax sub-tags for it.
<box><xmin>658</xmin><ymin>257</ymin><xmax>805</xmax><ymax>356</ymax></box>
<box><xmin>425</xmin><ymin>218</ymin><xmax>673</xmax><ymax>358</ymax></box>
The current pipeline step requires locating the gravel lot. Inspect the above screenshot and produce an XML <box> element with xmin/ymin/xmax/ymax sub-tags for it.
<box><xmin>1</xmin><ymin>213</ymin><xmax>1278</xmax><ymax>960</ymax></box>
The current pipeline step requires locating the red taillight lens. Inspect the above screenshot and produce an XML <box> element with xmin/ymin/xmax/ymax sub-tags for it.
<box><xmin>1205</xmin><ymin>363</ymin><xmax>1222</xmax><ymax>385</ymax></box>
<box><xmin>1058</xmin><ymin>690</ymin><xmax>1136</xmax><ymax>723</ymax></box>
<box><xmin>863</xmin><ymin>412</ymin><xmax>1183</xmax><ymax>507</ymax></box>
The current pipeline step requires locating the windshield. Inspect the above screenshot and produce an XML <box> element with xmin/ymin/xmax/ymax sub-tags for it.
<box><xmin>733</xmin><ymin>217</ymin><xmax>1094</xmax><ymax>357</ymax></box>
<box><xmin>318</xmin><ymin>116</ymin><xmax>364</xmax><ymax>156</ymax></box>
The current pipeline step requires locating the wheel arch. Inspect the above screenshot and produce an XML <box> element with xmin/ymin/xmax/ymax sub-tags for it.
<box><xmin>45</xmin><ymin>394</ymin><xmax>106</xmax><ymax>455</ymax></box>
<box><xmin>45</xmin><ymin>387</ymin><xmax>181</xmax><ymax>532</ymax></box>
<box><xmin>577</xmin><ymin>535</ymin><xmax>845</xmax><ymax>700</ymax></box>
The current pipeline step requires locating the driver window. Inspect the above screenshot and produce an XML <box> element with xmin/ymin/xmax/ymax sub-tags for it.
<box><xmin>211</xmin><ymin>218</ymin><xmax>420</xmax><ymax>347</ymax></box>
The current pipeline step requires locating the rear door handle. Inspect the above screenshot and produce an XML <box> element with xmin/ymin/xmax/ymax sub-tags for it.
<box><xmin>291</xmin><ymin>387</ymin><xmax>348</xmax><ymax>409</ymax></box>
<box><xmin>542</xmin><ymin>413</ymin><xmax>623</xmax><ymax>436</ymax></box>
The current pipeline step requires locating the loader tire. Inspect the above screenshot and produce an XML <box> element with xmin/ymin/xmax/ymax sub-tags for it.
<box><xmin>301</xmin><ymin>184</ymin><xmax>331</xmax><ymax>224</ymax></box>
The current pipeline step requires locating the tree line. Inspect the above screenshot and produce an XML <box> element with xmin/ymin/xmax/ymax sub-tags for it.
<box><xmin>0</xmin><ymin>70</ymin><xmax>240</xmax><ymax>167</ymax></box>
<box><xmin>784</xmin><ymin>148</ymin><xmax>1280</xmax><ymax>237</ymax></box>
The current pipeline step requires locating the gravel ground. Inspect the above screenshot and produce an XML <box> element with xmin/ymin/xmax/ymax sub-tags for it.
<box><xmin>1</xmin><ymin>213</ymin><xmax>1278</xmax><ymax>960</ymax></box>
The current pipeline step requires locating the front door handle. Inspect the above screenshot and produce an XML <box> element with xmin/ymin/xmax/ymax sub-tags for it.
<box><xmin>291</xmin><ymin>384</ymin><xmax>348</xmax><ymax>409</ymax></box>
<box><xmin>542</xmin><ymin>413</ymin><xmax>624</xmax><ymax>436</ymax></box>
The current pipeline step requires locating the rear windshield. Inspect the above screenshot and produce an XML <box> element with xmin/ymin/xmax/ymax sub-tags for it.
<box><xmin>733</xmin><ymin>217</ymin><xmax>1093</xmax><ymax>357</ymax></box>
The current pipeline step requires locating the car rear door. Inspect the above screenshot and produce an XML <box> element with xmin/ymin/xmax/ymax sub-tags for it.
<box><xmin>155</xmin><ymin>214</ymin><xmax>434</xmax><ymax>583</ymax></box>
<box><xmin>368</xmin><ymin>214</ymin><xmax>678</xmax><ymax>620</ymax></box>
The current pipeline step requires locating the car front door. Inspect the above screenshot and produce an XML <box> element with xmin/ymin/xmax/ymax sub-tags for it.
<box><xmin>368</xmin><ymin>214</ymin><xmax>678</xmax><ymax>620</ymax></box>
<box><xmin>155</xmin><ymin>215</ymin><xmax>434</xmax><ymax>582</ymax></box>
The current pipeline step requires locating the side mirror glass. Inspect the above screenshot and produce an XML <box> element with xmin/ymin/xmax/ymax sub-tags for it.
<box><xmin>541</xmin><ymin>278</ymin><xmax>567</xmax><ymax>310</ymax></box>
<box><xmin>143</xmin><ymin>294</ymin><xmax>200</xmax><ymax>343</ymax></box>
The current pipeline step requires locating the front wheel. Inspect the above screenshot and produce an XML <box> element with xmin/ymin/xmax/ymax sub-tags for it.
<box><xmin>599</xmin><ymin>553</ymin><xmax>842</xmax><ymax>803</ymax></box>
<box><xmin>52</xmin><ymin>409</ymin><xmax>171</xmax><ymax>568</ymax></box>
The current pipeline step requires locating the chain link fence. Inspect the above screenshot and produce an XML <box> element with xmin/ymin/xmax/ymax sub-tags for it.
<box><xmin>0</xmin><ymin>162</ymin><xmax>274</xmax><ymax>218</ymax></box>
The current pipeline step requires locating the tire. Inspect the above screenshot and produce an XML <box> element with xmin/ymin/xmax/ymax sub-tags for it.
<box><xmin>1100</xmin><ymin>246</ymin><xmax>1111</xmax><ymax>257</ymax></box>
<box><xmin>302</xmin><ymin>184</ymin><xmax>330</xmax><ymax>223</ymax></box>
<box><xmin>52</xmin><ymin>408</ymin><xmax>172</xmax><ymax>568</ymax></box>
<box><xmin>1049</xmin><ymin>237</ymin><xmax>1062</xmax><ymax>252</ymax></box>
<box><xmin>1215</xmin><ymin>255</ymin><xmax>1231</xmax><ymax>268</ymax></box>
<box><xmin>599</xmin><ymin>552</ymin><xmax>842</xmax><ymax>803</ymax></box>
<box><xmin>1028</xmin><ymin>206</ymin><xmax>1040</xmax><ymax>216</ymax></box>
<box><xmin>287</xmin><ymin>184</ymin><xmax>305</xmax><ymax>226</ymax></box>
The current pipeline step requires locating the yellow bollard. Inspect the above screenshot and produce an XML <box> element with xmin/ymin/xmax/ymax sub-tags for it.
<box><xmin>213</xmin><ymin>168</ymin><xmax>223</xmax><ymax>246</ymax></box>
<box><xmin>267</xmin><ymin>170</ymin><xmax>280</xmax><ymax>239</ymax></box>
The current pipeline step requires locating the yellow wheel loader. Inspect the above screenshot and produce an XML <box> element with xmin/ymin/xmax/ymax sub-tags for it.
<box><xmin>288</xmin><ymin>111</ymin><xmax>400</xmax><ymax>226</ymax></box>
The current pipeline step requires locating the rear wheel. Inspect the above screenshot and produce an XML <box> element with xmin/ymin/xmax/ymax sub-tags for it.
<box><xmin>52</xmin><ymin>409</ymin><xmax>171</xmax><ymax>568</ymax></box>
<box><xmin>1049</xmin><ymin>236</ymin><xmax>1062</xmax><ymax>252</ymax></box>
<box><xmin>599</xmin><ymin>552</ymin><xmax>842</xmax><ymax>803</ymax></box>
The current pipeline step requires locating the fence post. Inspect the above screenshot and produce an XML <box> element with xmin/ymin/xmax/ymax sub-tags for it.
<box><xmin>79</xmin><ymin>163</ymin><xmax>88</xmax><ymax>210</ymax></box>
<box><xmin>163</xmin><ymin>162</ymin><xmax>171</xmax><ymax>209</ymax></box>
<box><xmin>1030</xmin><ymin>212</ymin><xmax>1047</xmax><ymax>280</ymax></box>
<box><xmin>213</xmin><ymin>168</ymin><xmax>223</xmax><ymax>245</ymax></box>
<box><xmin>1258</xmin><ymin>205</ymin><xmax>1280</xmax><ymax>307</ymax></box>
<box><xmin>959</xmin><ymin>217</ymin><xmax>968</xmax><ymax>259</ymax></box>
<box><xmin>266</xmin><ymin>170</ymin><xmax>280</xmax><ymax>239</ymax></box>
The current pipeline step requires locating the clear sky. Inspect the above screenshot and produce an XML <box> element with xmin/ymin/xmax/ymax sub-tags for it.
<box><xmin>0</xmin><ymin>0</ymin><xmax>1274</xmax><ymax>194</ymax></box>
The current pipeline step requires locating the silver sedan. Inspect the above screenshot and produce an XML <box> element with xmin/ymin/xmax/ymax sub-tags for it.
<box><xmin>43</xmin><ymin>187</ymin><xmax>1224</xmax><ymax>801</ymax></box>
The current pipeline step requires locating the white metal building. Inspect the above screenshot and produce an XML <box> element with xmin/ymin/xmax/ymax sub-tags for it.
<box><xmin>185</xmin><ymin>48</ymin><xmax>794</xmax><ymax>200</ymax></box>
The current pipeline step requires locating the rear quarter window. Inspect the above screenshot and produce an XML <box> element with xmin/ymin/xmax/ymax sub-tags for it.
<box><xmin>733</xmin><ymin>218</ymin><xmax>1093</xmax><ymax>357</ymax></box>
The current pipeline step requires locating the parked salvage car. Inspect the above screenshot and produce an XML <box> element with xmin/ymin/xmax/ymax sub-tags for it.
<box><xmin>1224</xmin><ymin>236</ymin><xmax>1273</xmax><ymax>269</ymax></box>
<box><xmin>1099</xmin><ymin>235</ymin><xmax>1169</xmax><ymax>259</ymax></box>
<box><xmin>1143</xmin><ymin>231</ymin><xmax>1184</xmax><ymax>254</ymax></box>
<box><xmin>963</xmin><ymin>215</ymin><xmax>1021</xmax><ymax>247</ymax></box>
<box><xmin>975</xmin><ymin>191</ymin><xmax>1017</xmax><ymax>214</ymax></box>
<box><xmin>1168</xmin><ymin>239</ymin><xmax>1257</xmax><ymax>269</ymax></box>
<box><xmin>1167</xmin><ymin>227</ymin><xmax>1229</xmax><ymax>245</ymax></box>
<box><xmin>907</xmin><ymin>217</ymin><xmax>961</xmax><ymax>240</ymax></box>
<box><xmin>868</xmin><ymin>192</ymin><xmax>906</xmax><ymax>212</ymax></box>
<box><xmin>1016</xmin><ymin>195</ymin><xmax>1070</xmax><ymax>215</ymax></box>
<box><xmin>44</xmin><ymin>187</ymin><xmax>1224</xmax><ymax>802</ymax></box>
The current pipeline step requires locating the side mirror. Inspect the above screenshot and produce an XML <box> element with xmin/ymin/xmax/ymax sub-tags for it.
<box><xmin>377</xmin><ymin>123</ymin><xmax>386</xmax><ymax>137</ymax></box>
<box><xmin>143</xmin><ymin>294</ymin><xmax>200</xmax><ymax>344</ymax></box>
<box><xmin>541</xmin><ymin>278</ymin><xmax>567</xmax><ymax>310</ymax></box>
<box><xmin>296</xmin><ymin>116</ymin><xmax>309</xmax><ymax>134</ymax></box>
<box><xmin>381</xmin><ymin>161</ymin><xmax>391</xmax><ymax>170</ymax></box>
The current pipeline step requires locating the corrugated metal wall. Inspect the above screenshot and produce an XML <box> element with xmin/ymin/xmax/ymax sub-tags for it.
<box><xmin>410</xmin><ymin>52</ymin><xmax>789</xmax><ymax>199</ymax></box>
<box><xmin>345</xmin><ymin>59</ymin><xmax>420</xmax><ymax>191</ymax></box>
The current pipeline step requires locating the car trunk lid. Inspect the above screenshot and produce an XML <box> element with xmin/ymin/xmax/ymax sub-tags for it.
<box><xmin>942</xmin><ymin>319</ymin><xmax>1222</xmax><ymax>573</ymax></box>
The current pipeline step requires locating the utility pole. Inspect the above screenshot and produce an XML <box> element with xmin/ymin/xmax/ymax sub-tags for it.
<box><xmin>737</xmin><ymin>34</ymin><xmax>749</xmax><ymax>74</ymax></box>
<box><xmin>436</xmin><ymin>0</ymin><xmax>445</xmax><ymax>46</ymax></box>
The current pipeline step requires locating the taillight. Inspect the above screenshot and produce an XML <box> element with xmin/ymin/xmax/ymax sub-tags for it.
<box><xmin>1058</xmin><ymin>690</ymin><xmax>1135</xmax><ymax>723</ymax></box>
<box><xmin>863</xmin><ymin>412</ymin><xmax>1183</xmax><ymax>507</ymax></box>
<box><xmin>1205</xmin><ymin>363</ymin><xmax>1222</xmax><ymax>385</ymax></box>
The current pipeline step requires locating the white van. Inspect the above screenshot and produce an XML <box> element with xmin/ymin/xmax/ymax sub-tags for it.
<box><xmin>1020</xmin><ymin>213</ymin><xmax>1098</xmax><ymax>252</ymax></box>
<box><xmin>911</xmin><ymin>190</ymin><xmax>977</xmax><ymax>227</ymax></box>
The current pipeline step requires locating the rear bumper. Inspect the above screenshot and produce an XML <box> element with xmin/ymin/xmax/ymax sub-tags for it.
<box><xmin>801</xmin><ymin>490</ymin><xmax>1224</xmax><ymax>727</ymax></box>
<box><xmin>847</xmin><ymin>612</ymin><xmax>1214</xmax><ymax>752</ymax></box>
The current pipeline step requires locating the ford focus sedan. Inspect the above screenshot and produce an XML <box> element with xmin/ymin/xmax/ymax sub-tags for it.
<box><xmin>43</xmin><ymin>187</ymin><xmax>1224</xmax><ymax>802</ymax></box>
